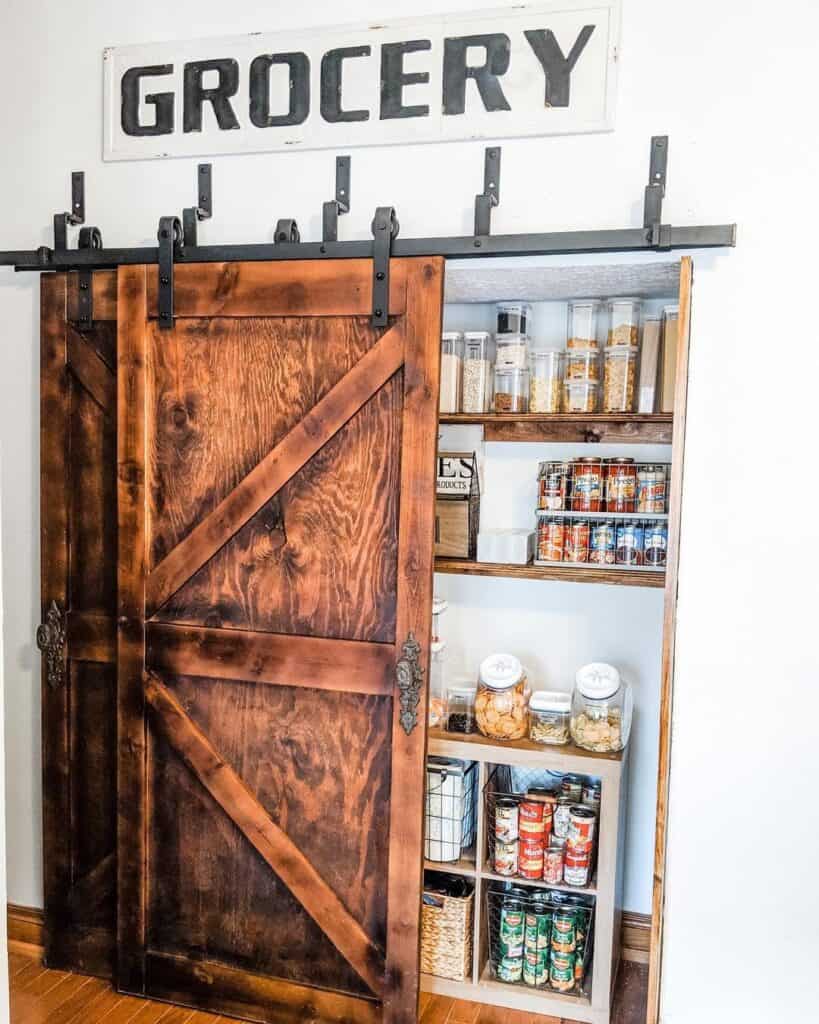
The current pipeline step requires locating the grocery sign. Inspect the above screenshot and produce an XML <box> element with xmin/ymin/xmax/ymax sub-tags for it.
<box><xmin>103</xmin><ymin>1</ymin><xmax>620</xmax><ymax>161</ymax></box>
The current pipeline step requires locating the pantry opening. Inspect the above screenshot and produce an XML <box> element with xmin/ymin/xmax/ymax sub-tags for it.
<box><xmin>424</xmin><ymin>251</ymin><xmax>688</xmax><ymax>1024</ymax></box>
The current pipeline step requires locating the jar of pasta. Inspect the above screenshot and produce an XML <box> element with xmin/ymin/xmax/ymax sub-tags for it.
<box><xmin>567</xmin><ymin>299</ymin><xmax>601</xmax><ymax>350</ymax></box>
<box><xmin>529</xmin><ymin>350</ymin><xmax>563</xmax><ymax>412</ymax></box>
<box><xmin>565</xmin><ymin>349</ymin><xmax>600</xmax><ymax>382</ymax></box>
<box><xmin>606</xmin><ymin>298</ymin><xmax>642</xmax><ymax>347</ymax></box>
<box><xmin>562</xmin><ymin>380</ymin><xmax>598</xmax><ymax>413</ymax></box>
<box><xmin>529</xmin><ymin>691</ymin><xmax>571</xmax><ymax>745</ymax></box>
<box><xmin>570</xmin><ymin>662</ymin><xmax>633</xmax><ymax>753</ymax></box>
<box><xmin>475</xmin><ymin>653</ymin><xmax>529</xmax><ymax>741</ymax></box>
<box><xmin>603</xmin><ymin>346</ymin><xmax>637</xmax><ymax>412</ymax></box>
<box><xmin>494</xmin><ymin>368</ymin><xmax>529</xmax><ymax>412</ymax></box>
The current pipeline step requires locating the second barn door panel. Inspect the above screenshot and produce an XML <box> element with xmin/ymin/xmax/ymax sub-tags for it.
<box><xmin>116</xmin><ymin>258</ymin><xmax>443</xmax><ymax>1024</ymax></box>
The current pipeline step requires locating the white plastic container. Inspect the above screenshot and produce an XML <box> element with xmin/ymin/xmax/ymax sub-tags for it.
<box><xmin>529</xmin><ymin>691</ymin><xmax>571</xmax><ymax>745</ymax></box>
<box><xmin>496</xmin><ymin>302</ymin><xmax>532</xmax><ymax>336</ymax></box>
<box><xmin>477</xmin><ymin>529</ymin><xmax>534</xmax><ymax>565</ymax></box>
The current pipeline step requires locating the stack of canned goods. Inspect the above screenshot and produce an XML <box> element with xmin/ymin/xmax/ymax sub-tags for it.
<box><xmin>490</xmin><ymin>886</ymin><xmax>594</xmax><ymax>993</ymax></box>
<box><xmin>491</xmin><ymin>776</ymin><xmax>600</xmax><ymax>890</ymax></box>
<box><xmin>537</xmin><ymin>459</ymin><xmax>669</xmax><ymax>514</ymax></box>
<box><xmin>536</xmin><ymin>516</ymin><xmax>668</xmax><ymax>568</ymax></box>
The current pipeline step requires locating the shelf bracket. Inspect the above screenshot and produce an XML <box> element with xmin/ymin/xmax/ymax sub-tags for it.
<box><xmin>157</xmin><ymin>215</ymin><xmax>182</xmax><ymax>331</ymax></box>
<box><xmin>322</xmin><ymin>155</ymin><xmax>351</xmax><ymax>243</ymax></box>
<box><xmin>474</xmin><ymin>147</ymin><xmax>501</xmax><ymax>239</ymax></box>
<box><xmin>274</xmin><ymin>218</ymin><xmax>300</xmax><ymax>244</ymax></box>
<box><xmin>371</xmin><ymin>206</ymin><xmax>399</xmax><ymax>328</ymax></box>
<box><xmin>644</xmin><ymin>135</ymin><xmax>672</xmax><ymax>249</ymax></box>
<box><xmin>182</xmin><ymin>163</ymin><xmax>213</xmax><ymax>248</ymax></box>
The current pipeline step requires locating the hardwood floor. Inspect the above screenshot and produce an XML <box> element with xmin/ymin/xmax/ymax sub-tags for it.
<box><xmin>8</xmin><ymin>945</ymin><xmax>647</xmax><ymax>1023</ymax></box>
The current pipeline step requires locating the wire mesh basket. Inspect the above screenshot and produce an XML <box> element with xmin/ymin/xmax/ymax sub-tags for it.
<box><xmin>485</xmin><ymin>882</ymin><xmax>594</xmax><ymax>995</ymax></box>
<box><xmin>484</xmin><ymin>765</ymin><xmax>601</xmax><ymax>888</ymax></box>
<box><xmin>425</xmin><ymin>757</ymin><xmax>478</xmax><ymax>863</ymax></box>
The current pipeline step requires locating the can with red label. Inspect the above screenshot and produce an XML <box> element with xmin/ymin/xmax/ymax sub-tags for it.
<box><xmin>538</xmin><ymin>461</ymin><xmax>571</xmax><ymax>511</ymax></box>
<box><xmin>560</xmin><ymin>777</ymin><xmax>583</xmax><ymax>802</ymax></box>
<box><xmin>543</xmin><ymin>845</ymin><xmax>564</xmax><ymax>884</ymax></box>
<box><xmin>519</xmin><ymin>837</ymin><xmax>545</xmax><ymax>879</ymax></box>
<box><xmin>570</xmin><ymin>458</ymin><xmax>604</xmax><ymax>512</ymax></box>
<box><xmin>494</xmin><ymin>839</ymin><xmax>519</xmax><ymax>876</ymax></box>
<box><xmin>563</xmin><ymin>847</ymin><xmax>591</xmax><ymax>887</ymax></box>
<box><xmin>563</xmin><ymin>521</ymin><xmax>590</xmax><ymax>563</ymax></box>
<box><xmin>536</xmin><ymin>517</ymin><xmax>564</xmax><ymax>562</ymax></box>
<box><xmin>568</xmin><ymin>806</ymin><xmax>597</xmax><ymax>847</ymax></box>
<box><xmin>605</xmin><ymin>458</ymin><xmax>638</xmax><ymax>512</ymax></box>
<box><xmin>519</xmin><ymin>800</ymin><xmax>545</xmax><ymax>837</ymax></box>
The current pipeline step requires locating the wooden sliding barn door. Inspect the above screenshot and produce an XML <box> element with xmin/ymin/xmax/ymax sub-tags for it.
<box><xmin>40</xmin><ymin>271</ymin><xmax>118</xmax><ymax>977</ymax></box>
<box><xmin>116</xmin><ymin>258</ymin><xmax>443</xmax><ymax>1023</ymax></box>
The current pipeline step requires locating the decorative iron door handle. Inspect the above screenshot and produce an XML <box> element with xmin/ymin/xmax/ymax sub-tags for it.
<box><xmin>36</xmin><ymin>600</ymin><xmax>66</xmax><ymax>690</ymax></box>
<box><xmin>395</xmin><ymin>631</ymin><xmax>423</xmax><ymax>736</ymax></box>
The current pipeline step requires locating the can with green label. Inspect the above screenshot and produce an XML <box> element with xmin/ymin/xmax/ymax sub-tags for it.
<box><xmin>499</xmin><ymin>900</ymin><xmax>525</xmax><ymax>958</ymax></box>
<box><xmin>497</xmin><ymin>955</ymin><xmax>523</xmax><ymax>983</ymax></box>
<box><xmin>523</xmin><ymin>949</ymin><xmax>549</xmax><ymax>988</ymax></box>
<box><xmin>551</xmin><ymin>909</ymin><xmax>576</xmax><ymax>953</ymax></box>
<box><xmin>550</xmin><ymin>950</ymin><xmax>575</xmax><ymax>991</ymax></box>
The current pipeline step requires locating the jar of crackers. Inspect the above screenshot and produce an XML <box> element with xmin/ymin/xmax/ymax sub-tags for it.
<box><xmin>475</xmin><ymin>653</ymin><xmax>529</xmax><ymax>741</ymax></box>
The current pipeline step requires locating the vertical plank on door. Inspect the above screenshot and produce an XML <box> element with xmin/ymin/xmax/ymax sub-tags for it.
<box><xmin>40</xmin><ymin>273</ymin><xmax>71</xmax><ymax>966</ymax></box>
<box><xmin>116</xmin><ymin>265</ymin><xmax>149</xmax><ymax>994</ymax></box>
<box><xmin>383</xmin><ymin>258</ymin><xmax>444</xmax><ymax>1024</ymax></box>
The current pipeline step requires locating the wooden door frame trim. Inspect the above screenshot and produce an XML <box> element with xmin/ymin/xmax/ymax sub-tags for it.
<box><xmin>646</xmin><ymin>256</ymin><xmax>694</xmax><ymax>1024</ymax></box>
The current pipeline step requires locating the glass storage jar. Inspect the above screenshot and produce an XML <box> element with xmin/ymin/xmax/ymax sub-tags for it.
<box><xmin>439</xmin><ymin>332</ymin><xmax>463</xmax><ymax>413</ymax></box>
<box><xmin>603</xmin><ymin>346</ymin><xmax>638</xmax><ymax>412</ymax></box>
<box><xmin>567</xmin><ymin>299</ymin><xmax>601</xmax><ymax>350</ymax></box>
<box><xmin>562</xmin><ymin>379</ymin><xmax>598</xmax><ymax>413</ymax></box>
<box><xmin>446</xmin><ymin>686</ymin><xmax>476</xmax><ymax>734</ymax></box>
<box><xmin>461</xmin><ymin>331</ymin><xmax>494</xmax><ymax>412</ymax></box>
<box><xmin>495</xmin><ymin>332</ymin><xmax>529</xmax><ymax>370</ymax></box>
<box><xmin>528</xmin><ymin>691</ymin><xmax>571</xmax><ymax>745</ymax></box>
<box><xmin>565</xmin><ymin>349</ymin><xmax>601</xmax><ymax>382</ymax></box>
<box><xmin>496</xmin><ymin>302</ymin><xmax>532</xmax><ymax>336</ymax></box>
<box><xmin>475</xmin><ymin>653</ymin><xmax>529</xmax><ymax>740</ymax></box>
<box><xmin>570</xmin><ymin>662</ymin><xmax>633</xmax><ymax>753</ymax></box>
<box><xmin>494</xmin><ymin>368</ymin><xmax>529</xmax><ymax>412</ymax></box>
<box><xmin>529</xmin><ymin>350</ymin><xmax>564</xmax><ymax>412</ymax></box>
<box><xmin>428</xmin><ymin>596</ymin><xmax>448</xmax><ymax>728</ymax></box>
<box><xmin>606</xmin><ymin>297</ymin><xmax>642</xmax><ymax>347</ymax></box>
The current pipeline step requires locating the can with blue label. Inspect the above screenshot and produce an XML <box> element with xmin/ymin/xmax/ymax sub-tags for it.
<box><xmin>615</xmin><ymin>522</ymin><xmax>644</xmax><ymax>566</ymax></box>
<box><xmin>589</xmin><ymin>522</ymin><xmax>616</xmax><ymax>564</ymax></box>
<box><xmin>644</xmin><ymin>521</ymin><xmax>668</xmax><ymax>567</ymax></box>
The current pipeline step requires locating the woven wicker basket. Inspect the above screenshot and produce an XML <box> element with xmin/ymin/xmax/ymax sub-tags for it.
<box><xmin>420</xmin><ymin>884</ymin><xmax>474</xmax><ymax>982</ymax></box>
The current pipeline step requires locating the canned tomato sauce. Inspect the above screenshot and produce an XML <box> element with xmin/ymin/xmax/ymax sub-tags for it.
<box><xmin>537</xmin><ymin>517</ymin><xmax>565</xmax><ymax>562</ymax></box>
<box><xmin>564</xmin><ymin>521</ymin><xmax>590</xmax><ymax>562</ymax></box>
<box><xmin>519</xmin><ymin>838</ymin><xmax>545</xmax><ymax>879</ymax></box>
<box><xmin>570</xmin><ymin>458</ymin><xmax>604</xmax><ymax>512</ymax></box>
<box><xmin>605</xmin><ymin>458</ymin><xmax>637</xmax><ymax>512</ymax></box>
<box><xmin>519</xmin><ymin>800</ymin><xmax>545</xmax><ymax>836</ymax></box>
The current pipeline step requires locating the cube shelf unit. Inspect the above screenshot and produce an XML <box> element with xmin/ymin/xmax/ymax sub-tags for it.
<box><xmin>422</xmin><ymin>730</ymin><xmax>628</xmax><ymax>1024</ymax></box>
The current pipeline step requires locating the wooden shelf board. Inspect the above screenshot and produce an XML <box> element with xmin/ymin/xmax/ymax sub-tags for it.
<box><xmin>427</xmin><ymin>730</ymin><xmax>623</xmax><ymax>770</ymax></box>
<box><xmin>424</xmin><ymin>846</ymin><xmax>477</xmax><ymax>878</ymax></box>
<box><xmin>439</xmin><ymin>413</ymin><xmax>673</xmax><ymax>445</ymax></box>
<box><xmin>480</xmin><ymin>863</ymin><xmax>598</xmax><ymax>896</ymax></box>
<box><xmin>420</xmin><ymin>968</ymin><xmax>594</xmax><ymax>1020</ymax></box>
<box><xmin>435</xmin><ymin>558</ymin><xmax>666</xmax><ymax>589</ymax></box>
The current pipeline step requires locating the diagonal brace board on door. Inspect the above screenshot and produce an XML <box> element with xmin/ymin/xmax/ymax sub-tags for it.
<box><xmin>143</xmin><ymin>672</ymin><xmax>386</xmax><ymax>998</ymax></box>
<box><xmin>147</xmin><ymin>319</ymin><xmax>406</xmax><ymax>615</ymax></box>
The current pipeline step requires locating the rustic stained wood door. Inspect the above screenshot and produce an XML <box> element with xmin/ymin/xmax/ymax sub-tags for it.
<box><xmin>40</xmin><ymin>271</ymin><xmax>118</xmax><ymax>977</ymax></box>
<box><xmin>116</xmin><ymin>257</ymin><xmax>443</xmax><ymax>1023</ymax></box>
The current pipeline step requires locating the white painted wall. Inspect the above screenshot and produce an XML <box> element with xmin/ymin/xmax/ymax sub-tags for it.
<box><xmin>1</xmin><ymin>1</ymin><xmax>817</xmax><ymax>1021</ymax></box>
<box><xmin>0</xmin><ymin>461</ymin><xmax>8</xmax><ymax>1022</ymax></box>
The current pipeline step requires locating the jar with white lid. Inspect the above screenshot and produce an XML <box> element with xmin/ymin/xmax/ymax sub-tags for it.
<box><xmin>528</xmin><ymin>691</ymin><xmax>571</xmax><ymax>745</ymax></box>
<box><xmin>461</xmin><ymin>331</ymin><xmax>494</xmax><ymax>412</ymax></box>
<box><xmin>475</xmin><ymin>653</ymin><xmax>529</xmax><ymax>741</ymax></box>
<box><xmin>570</xmin><ymin>662</ymin><xmax>633</xmax><ymax>753</ymax></box>
<box><xmin>439</xmin><ymin>332</ymin><xmax>463</xmax><ymax>413</ymax></box>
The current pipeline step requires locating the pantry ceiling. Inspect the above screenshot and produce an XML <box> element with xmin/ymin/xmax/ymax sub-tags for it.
<box><xmin>444</xmin><ymin>262</ymin><xmax>681</xmax><ymax>303</ymax></box>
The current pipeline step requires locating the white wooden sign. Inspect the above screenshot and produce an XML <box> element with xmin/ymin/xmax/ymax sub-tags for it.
<box><xmin>103</xmin><ymin>2</ymin><xmax>619</xmax><ymax>161</ymax></box>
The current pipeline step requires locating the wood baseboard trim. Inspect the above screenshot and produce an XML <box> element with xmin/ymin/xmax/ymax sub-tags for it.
<box><xmin>7</xmin><ymin>902</ymin><xmax>652</xmax><ymax>966</ymax></box>
<box><xmin>621</xmin><ymin>910</ymin><xmax>651</xmax><ymax>963</ymax></box>
<box><xmin>8</xmin><ymin>903</ymin><xmax>44</xmax><ymax>950</ymax></box>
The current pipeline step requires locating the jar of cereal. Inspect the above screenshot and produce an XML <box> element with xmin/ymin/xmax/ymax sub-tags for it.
<box><xmin>567</xmin><ymin>299</ymin><xmax>601</xmax><ymax>350</ymax></box>
<box><xmin>606</xmin><ymin>298</ymin><xmax>642</xmax><ymax>347</ymax></box>
<box><xmin>475</xmin><ymin>653</ymin><xmax>529</xmax><ymax>741</ymax></box>
<box><xmin>494</xmin><ymin>368</ymin><xmax>529</xmax><ymax>412</ymax></box>
<box><xmin>529</xmin><ymin>350</ymin><xmax>564</xmax><ymax>412</ymax></box>
<box><xmin>562</xmin><ymin>380</ymin><xmax>598</xmax><ymax>413</ymax></box>
<box><xmin>461</xmin><ymin>332</ymin><xmax>494</xmax><ymax>413</ymax></box>
<box><xmin>603</xmin><ymin>346</ymin><xmax>637</xmax><ymax>412</ymax></box>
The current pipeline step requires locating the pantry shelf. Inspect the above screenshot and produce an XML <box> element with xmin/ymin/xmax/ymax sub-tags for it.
<box><xmin>434</xmin><ymin>558</ymin><xmax>666</xmax><ymax>589</ymax></box>
<box><xmin>479</xmin><ymin>862</ymin><xmax>598</xmax><ymax>896</ymax></box>
<box><xmin>424</xmin><ymin>846</ymin><xmax>477</xmax><ymax>878</ymax></box>
<box><xmin>438</xmin><ymin>412</ymin><xmax>673</xmax><ymax>444</ymax></box>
